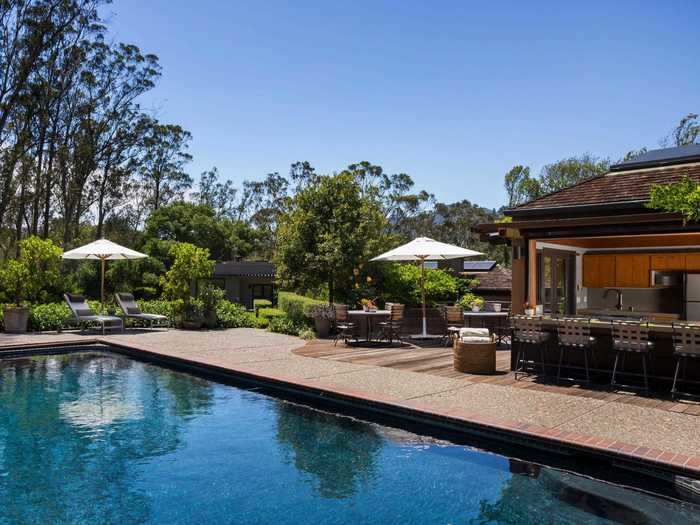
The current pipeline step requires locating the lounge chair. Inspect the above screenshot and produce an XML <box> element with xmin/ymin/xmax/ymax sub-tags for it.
<box><xmin>115</xmin><ymin>292</ymin><xmax>169</xmax><ymax>329</ymax></box>
<box><xmin>64</xmin><ymin>293</ymin><xmax>123</xmax><ymax>335</ymax></box>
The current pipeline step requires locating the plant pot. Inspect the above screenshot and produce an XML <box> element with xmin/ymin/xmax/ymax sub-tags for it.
<box><xmin>204</xmin><ymin>310</ymin><xmax>218</xmax><ymax>329</ymax></box>
<box><xmin>314</xmin><ymin>317</ymin><xmax>331</xmax><ymax>338</ymax></box>
<box><xmin>492</xmin><ymin>304</ymin><xmax>502</xmax><ymax>312</ymax></box>
<box><xmin>182</xmin><ymin>319</ymin><xmax>203</xmax><ymax>330</ymax></box>
<box><xmin>524</xmin><ymin>308</ymin><xmax>535</xmax><ymax>317</ymax></box>
<box><xmin>471</xmin><ymin>305</ymin><xmax>481</xmax><ymax>312</ymax></box>
<box><xmin>4</xmin><ymin>306</ymin><xmax>30</xmax><ymax>333</ymax></box>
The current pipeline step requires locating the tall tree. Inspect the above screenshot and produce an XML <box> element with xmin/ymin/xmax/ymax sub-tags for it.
<box><xmin>275</xmin><ymin>172</ymin><xmax>388</xmax><ymax>303</ymax></box>
<box><xmin>136</xmin><ymin>120</ymin><xmax>192</xmax><ymax>213</ymax></box>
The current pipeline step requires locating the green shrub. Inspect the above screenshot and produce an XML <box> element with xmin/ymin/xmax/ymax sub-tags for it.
<box><xmin>377</xmin><ymin>264</ymin><xmax>459</xmax><ymax>306</ymax></box>
<box><xmin>138</xmin><ymin>299</ymin><xmax>183</xmax><ymax>325</ymax></box>
<box><xmin>253</xmin><ymin>299</ymin><xmax>272</xmax><ymax>315</ymax></box>
<box><xmin>277</xmin><ymin>292</ymin><xmax>324</xmax><ymax>324</ymax></box>
<box><xmin>298</xmin><ymin>327</ymin><xmax>316</xmax><ymax>340</ymax></box>
<box><xmin>267</xmin><ymin>315</ymin><xmax>307</xmax><ymax>336</ymax></box>
<box><xmin>216</xmin><ymin>300</ymin><xmax>266</xmax><ymax>329</ymax></box>
<box><xmin>258</xmin><ymin>307</ymin><xmax>285</xmax><ymax>320</ymax></box>
<box><xmin>29</xmin><ymin>303</ymin><xmax>71</xmax><ymax>332</ymax></box>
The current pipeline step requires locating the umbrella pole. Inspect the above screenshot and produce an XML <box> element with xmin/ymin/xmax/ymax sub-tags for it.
<box><xmin>100</xmin><ymin>257</ymin><xmax>105</xmax><ymax>314</ymax></box>
<box><xmin>421</xmin><ymin>257</ymin><xmax>427</xmax><ymax>337</ymax></box>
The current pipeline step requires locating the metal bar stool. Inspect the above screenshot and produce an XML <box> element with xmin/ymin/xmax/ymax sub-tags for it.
<box><xmin>512</xmin><ymin>315</ymin><xmax>550</xmax><ymax>380</ymax></box>
<box><xmin>555</xmin><ymin>318</ymin><xmax>596</xmax><ymax>384</ymax></box>
<box><xmin>671</xmin><ymin>323</ymin><xmax>700</xmax><ymax>399</ymax></box>
<box><xmin>610</xmin><ymin>320</ymin><xmax>654</xmax><ymax>394</ymax></box>
<box><xmin>442</xmin><ymin>305</ymin><xmax>464</xmax><ymax>346</ymax></box>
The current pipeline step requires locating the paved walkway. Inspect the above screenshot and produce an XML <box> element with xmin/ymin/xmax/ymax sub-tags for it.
<box><xmin>1</xmin><ymin>329</ymin><xmax>699</xmax><ymax>477</ymax></box>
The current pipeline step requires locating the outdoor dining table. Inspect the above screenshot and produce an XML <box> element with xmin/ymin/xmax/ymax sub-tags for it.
<box><xmin>348</xmin><ymin>310</ymin><xmax>390</xmax><ymax>342</ymax></box>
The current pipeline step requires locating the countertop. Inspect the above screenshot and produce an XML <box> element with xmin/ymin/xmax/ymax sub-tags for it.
<box><xmin>577</xmin><ymin>308</ymin><xmax>680</xmax><ymax>320</ymax></box>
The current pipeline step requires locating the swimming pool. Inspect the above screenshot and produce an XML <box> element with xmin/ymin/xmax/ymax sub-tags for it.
<box><xmin>0</xmin><ymin>350</ymin><xmax>698</xmax><ymax>524</ymax></box>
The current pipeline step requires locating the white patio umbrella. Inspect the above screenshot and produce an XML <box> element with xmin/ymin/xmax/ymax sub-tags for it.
<box><xmin>371</xmin><ymin>237</ymin><xmax>482</xmax><ymax>338</ymax></box>
<box><xmin>62</xmin><ymin>238</ymin><xmax>147</xmax><ymax>311</ymax></box>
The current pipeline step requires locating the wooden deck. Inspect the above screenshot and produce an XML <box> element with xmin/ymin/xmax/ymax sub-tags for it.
<box><xmin>294</xmin><ymin>339</ymin><xmax>700</xmax><ymax>415</ymax></box>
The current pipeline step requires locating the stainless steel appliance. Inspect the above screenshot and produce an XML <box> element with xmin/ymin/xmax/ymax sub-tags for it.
<box><xmin>685</xmin><ymin>274</ymin><xmax>700</xmax><ymax>321</ymax></box>
<box><xmin>651</xmin><ymin>270</ymin><xmax>681</xmax><ymax>288</ymax></box>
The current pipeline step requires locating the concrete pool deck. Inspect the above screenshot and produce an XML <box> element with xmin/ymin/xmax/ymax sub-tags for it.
<box><xmin>1</xmin><ymin>328</ymin><xmax>700</xmax><ymax>478</ymax></box>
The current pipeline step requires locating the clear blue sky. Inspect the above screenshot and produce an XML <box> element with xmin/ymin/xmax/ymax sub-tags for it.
<box><xmin>104</xmin><ymin>0</ymin><xmax>699</xmax><ymax>210</ymax></box>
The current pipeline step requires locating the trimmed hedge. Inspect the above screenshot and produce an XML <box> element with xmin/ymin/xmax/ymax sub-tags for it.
<box><xmin>258</xmin><ymin>307</ymin><xmax>285</xmax><ymax>320</ymax></box>
<box><xmin>216</xmin><ymin>300</ymin><xmax>267</xmax><ymax>329</ymax></box>
<box><xmin>277</xmin><ymin>292</ymin><xmax>324</xmax><ymax>324</ymax></box>
<box><xmin>138</xmin><ymin>299</ymin><xmax>183</xmax><ymax>325</ymax></box>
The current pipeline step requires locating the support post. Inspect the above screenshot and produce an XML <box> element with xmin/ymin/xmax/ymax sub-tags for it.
<box><xmin>528</xmin><ymin>239</ymin><xmax>538</xmax><ymax>309</ymax></box>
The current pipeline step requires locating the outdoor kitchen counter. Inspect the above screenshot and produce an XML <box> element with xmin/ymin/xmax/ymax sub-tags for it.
<box><xmin>511</xmin><ymin>317</ymin><xmax>700</xmax><ymax>387</ymax></box>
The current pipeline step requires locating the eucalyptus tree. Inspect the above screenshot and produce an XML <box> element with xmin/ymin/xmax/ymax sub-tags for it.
<box><xmin>137</xmin><ymin>120</ymin><xmax>193</xmax><ymax>213</ymax></box>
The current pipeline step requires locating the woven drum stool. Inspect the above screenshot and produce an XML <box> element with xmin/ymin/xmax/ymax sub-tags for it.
<box><xmin>453</xmin><ymin>337</ymin><xmax>496</xmax><ymax>374</ymax></box>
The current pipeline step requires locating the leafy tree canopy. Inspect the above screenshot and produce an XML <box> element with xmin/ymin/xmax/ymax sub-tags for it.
<box><xmin>275</xmin><ymin>172</ymin><xmax>389</xmax><ymax>303</ymax></box>
<box><xmin>143</xmin><ymin>202</ymin><xmax>257</xmax><ymax>261</ymax></box>
<box><xmin>647</xmin><ymin>176</ymin><xmax>700</xmax><ymax>224</ymax></box>
<box><xmin>160</xmin><ymin>242</ymin><xmax>213</xmax><ymax>304</ymax></box>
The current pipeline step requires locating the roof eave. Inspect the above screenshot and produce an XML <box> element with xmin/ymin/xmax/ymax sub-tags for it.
<box><xmin>506</xmin><ymin>200</ymin><xmax>648</xmax><ymax>219</ymax></box>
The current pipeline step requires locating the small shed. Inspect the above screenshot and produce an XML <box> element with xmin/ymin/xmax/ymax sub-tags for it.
<box><xmin>213</xmin><ymin>261</ymin><xmax>276</xmax><ymax>308</ymax></box>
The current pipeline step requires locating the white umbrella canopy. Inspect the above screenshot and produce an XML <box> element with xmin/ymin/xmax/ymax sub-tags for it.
<box><xmin>62</xmin><ymin>239</ymin><xmax>147</xmax><ymax>310</ymax></box>
<box><xmin>62</xmin><ymin>238</ymin><xmax>147</xmax><ymax>261</ymax></box>
<box><xmin>371</xmin><ymin>237</ymin><xmax>482</xmax><ymax>262</ymax></box>
<box><xmin>372</xmin><ymin>237</ymin><xmax>483</xmax><ymax>338</ymax></box>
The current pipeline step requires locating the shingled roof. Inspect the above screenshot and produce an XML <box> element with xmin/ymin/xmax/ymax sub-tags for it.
<box><xmin>214</xmin><ymin>261</ymin><xmax>275</xmax><ymax>277</ymax></box>
<box><xmin>510</xmin><ymin>161</ymin><xmax>700</xmax><ymax>213</ymax></box>
<box><xmin>472</xmin><ymin>266</ymin><xmax>511</xmax><ymax>291</ymax></box>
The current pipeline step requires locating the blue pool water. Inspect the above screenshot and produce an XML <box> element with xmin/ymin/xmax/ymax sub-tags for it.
<box><xmin>0</xmin><ymin>351</ymin><xmax>698</xmax><ymax>525</ymax></box>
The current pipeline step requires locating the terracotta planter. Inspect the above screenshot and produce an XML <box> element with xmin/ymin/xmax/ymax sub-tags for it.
<box><xmin>4</xmin><ymin>306</ymin><xmax>30</xmax><ymax>333</ymax></box>
<box><xmin>314</xmin><ymin>317</ymin><xmax>331</xmax><ymax>338</ymax></box>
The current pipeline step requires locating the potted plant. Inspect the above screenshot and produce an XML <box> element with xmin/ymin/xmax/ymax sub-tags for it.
<box><xmin>182</xmin><ymin>300</ymin><xmax>204</xmax><ymax>330</ymax></box>
<box><xmin>524</xmin><ymin>302</ymin><xmax>536</xmax><ymax>317</ymax></box>
<box><xmin>199</xmin><ymin>284</ymin><xmax>225</xmax><ymax>329</ymax></box>
<box><xmin>309</xmin><ymin>304</ymin><xmax>335</xmax><ymax>338</ymax></box>
<box><xmin>0</xmin><ymin>260</ymin><xmax>31</xmax><ymax>333</ymax></box>
<box><xmin>469</xmin><ymin>297</ymin><xmax>485</xmax><ymax>312</ymax></box>
<box><xmin>360</xmin><ymin>298</ymin><xmax>377</xmax><ymax>312</ymax></box>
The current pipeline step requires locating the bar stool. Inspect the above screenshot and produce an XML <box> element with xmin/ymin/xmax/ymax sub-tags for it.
<box><xmin>333</xmin><ymin>304</ymin><xmax>356</xmax><ymax>346</ymax></box>
<box><xmin>441</xmin><ymin>305</ymin><xmax>464</xmax><ymax>346</ymax></box>
<box><xmin>610</xmin><ymin>320</ymin><xmax>654</xmax><ymax>394</ymax></box>
<box><xmin>554</xmin><ymin>318</ymin><xmax>596</xmax><ymax>384</ymax></box>
<box><xmin>512</xmin><ymin>315</ymin><xmax>550</xmax><ymax>380</ymax></box>
<box><xmin>671</xmin><ymin>323</ymin><xmax>700</xmax><ymax>399</ymax></box>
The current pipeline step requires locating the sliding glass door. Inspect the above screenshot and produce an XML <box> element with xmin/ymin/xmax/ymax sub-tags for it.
<box><xmin>538</xmin><ymin>250</ymin><xmax>576</xmax><ymax>315</ymax></box>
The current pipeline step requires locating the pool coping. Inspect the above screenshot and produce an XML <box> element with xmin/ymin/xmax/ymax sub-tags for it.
<box><xmin>2</xmin><ymin>336</ymin><xmax>699</xmax><ymax>482</ymax></box>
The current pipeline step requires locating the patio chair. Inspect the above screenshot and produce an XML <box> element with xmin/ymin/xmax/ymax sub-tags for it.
<box><xmin>441</xmin><ymin>305</ymin><xmax>464</xmax><ymax>346</ymax></box>
<box><xmin>115</xmin><ymin>293</ymin><xmax>169</xmax><ymax>329</ymax></box>
<box><xmin>332</xmin><ymin>304</ymin><xmax>357</xmax><ymax>346</ymax></box>
<box><xmin>377</xmin><ymin>303</ymin><xmax>405</xmax><ymax>344</ymax></box>
<box><xmin>671</xmin><ymin>323</ymin><xmax>700</xmax><ymax>399</ymax></box>
<box><xmin>512</xmin><ymin>315</ymin><xmax>550</xmax><ymax>380</ymax></box>
<box><xmin>610</xmin><ymin>320</ymin><xmax>654</xmax><ymax>394</ymax></box>
<box><xmin>554</xmin><ymin>318</ymin><xmax>596</xmax><ymax>384</ymax></box>
<box><xmin>64</xmin><ymin>293</ymin><xmax>123</xmax><ymax>335</ymax></box>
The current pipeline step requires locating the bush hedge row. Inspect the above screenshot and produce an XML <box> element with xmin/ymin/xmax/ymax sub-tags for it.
<box><xmin>0</xmin><ymin>295</ymin><xmax>320</xmax><ymax>339</ymax></box>
<box><xmin>277</xmin><ymin>292</ymin><xmax>324</xmax><ymax>324</ymax></box>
